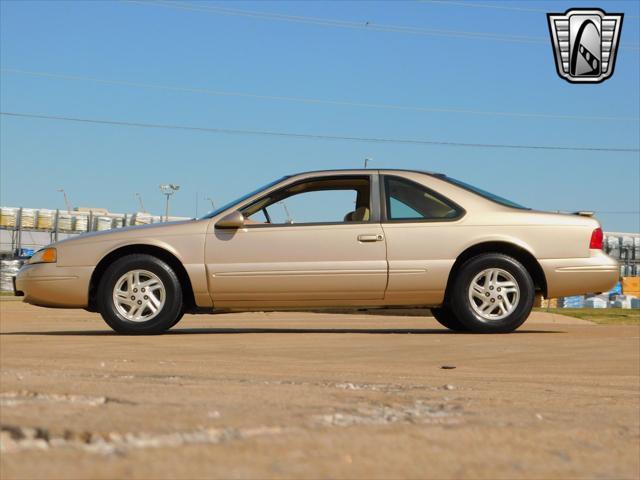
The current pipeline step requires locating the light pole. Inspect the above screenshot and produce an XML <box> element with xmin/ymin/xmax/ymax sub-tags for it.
<box><xmin>207</xmin><ymin>197</ymin><xmax>216</xmax><ymax>210</ymax></box>
<box><xmin>135</xmin><ymin>193</ymin><xmax>147</xmax><ymax>213</ymax></box>
<box><xmin>159</xmin><ymin>184</ymin><xmax>180</xmax><ymax>222</ymax></box>
<box><xmin>364</xmin><ymin>157</ymin><xmax>372</xmax><ymax>168</ymax></box>
<box><xmin>57</xmin><ymin>188</ymin><xmax>72</xmax><ymax>212</ymax></box>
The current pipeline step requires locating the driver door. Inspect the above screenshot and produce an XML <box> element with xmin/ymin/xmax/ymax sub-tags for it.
<box><xmin>204</xmin><ymin>174</ymin><xmax>387</xmax><ymax>307</ymax></box>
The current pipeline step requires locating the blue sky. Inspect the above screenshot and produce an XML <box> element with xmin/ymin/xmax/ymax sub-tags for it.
<box><xmin>1</xmin><ymin>0</ymin><xmax>638</xmax><ymax>232</ymax></box>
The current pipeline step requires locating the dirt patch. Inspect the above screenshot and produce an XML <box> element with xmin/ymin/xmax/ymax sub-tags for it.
<box><xmin>1</xmin><ymin>424</ymin><xmax>286</xmax><ymax>455</ymax></box>
<box><xmin>314</xmin><ymin>400</ymin><xmax>463</xmax><ymax>427</ymax></box>
<box><xmin>0</xmin><ymin>391</ymin><xmax>132</xmax><ymax>407</ymax></box>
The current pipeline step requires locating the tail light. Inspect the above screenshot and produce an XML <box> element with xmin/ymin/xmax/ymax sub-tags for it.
<box><xmin>589</xmin><ymin>227</ymin><xmax>603</xmax><ymax>250</ymax></box>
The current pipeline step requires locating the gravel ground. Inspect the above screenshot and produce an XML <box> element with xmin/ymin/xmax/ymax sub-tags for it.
<box><xmin>1</xmin><ymin>300</ymin><xmax>638</xmax><ymax>479</ymax></box>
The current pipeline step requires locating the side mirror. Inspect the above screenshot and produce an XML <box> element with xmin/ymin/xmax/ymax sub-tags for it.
<box><xmin>215</xmin><ymin>210</ymin><xmax>245</xmax><ymax>229</ymax></box>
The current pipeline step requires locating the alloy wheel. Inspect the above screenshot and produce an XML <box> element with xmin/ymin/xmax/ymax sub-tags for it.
<box><xmin>467</xmin><ymin>268</ymin><xmax>520</xmax><ymax>321</ymax></box>
<box><xmin>112</xmin><ymin>269</ymin><xmax>166</xmax><ymax>322</ymax></box>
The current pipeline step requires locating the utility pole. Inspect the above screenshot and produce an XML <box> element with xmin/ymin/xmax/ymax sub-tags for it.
<box><xmin>159</xmin><ymin>184</ymin><xmax>180</xmax><ymax>222</ymax></box>
<box><xmin>57</xmin><ymin>188</ymin><xmax>72</xmax><ymax>212</ymax></box>
<box><xmin>135</xmin><ymin>193</ymin><xmax>146</xmax><ymax>212</ymax></box>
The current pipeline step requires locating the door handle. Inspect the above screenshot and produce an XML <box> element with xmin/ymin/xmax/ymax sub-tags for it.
<box><xmin>358</xmin><ymin>234</ymin><xmax>384</xmax><ymax>242</ymax></box>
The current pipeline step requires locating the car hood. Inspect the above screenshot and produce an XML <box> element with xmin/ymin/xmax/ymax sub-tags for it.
<box><xmin>51</xmin><ymin>219</ymin><xmax>207</xmax><ymax>248</ymax></box>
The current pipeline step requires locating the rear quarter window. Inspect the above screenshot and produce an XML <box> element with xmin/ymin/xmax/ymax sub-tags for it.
<box><xmin>441</xmin><ymin>176</ymin><xmax>529</xmax><ymax>210</ymax></box>
<box><xmin>384</xmin><ymin>176</ymin><xmax>464</xmax><ymax>221</ymax></box>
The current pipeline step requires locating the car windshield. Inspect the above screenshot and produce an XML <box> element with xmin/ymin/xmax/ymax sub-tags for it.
<box><xmin>200</xmin><ymin>176</ymin><xmax>289</xmax><ymax>219</ymax></box>
<box><xmin>444</xmin><ymin>176</ymin><xmax>529</xmax><ymax>210</ymax></box>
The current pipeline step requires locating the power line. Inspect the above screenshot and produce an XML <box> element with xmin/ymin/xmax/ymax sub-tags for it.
<box><xmin>122</xmin><ymin>0</ymin><xmax>579</xmax><ymax>47</ymax></box>
<box><xmin>424</xmin><ymin>1</ymin><xmax>550</xmax><ymax>14</ymax></box>
<box><xmin>3</xmin><ymin>68</ymin><xmax>637</xmax><ymax>123</ymax></box>
<box><xmin>128</xmin><ymin>1</ymin><xmax>639</xmax><ymax>49</ymax></box>
<box><xmin>424</xmin><ymin>1</ymin><xmax>640</xmax><ymax>20</ymax></box>
<box><xmin>130</xmin><ymin>0</ymin><xmax>541</xmax><ymax>44</ymax></box>
<box><xmin>2</xmin><ymin>111</ymin><xmax>638</xmax><ymax>153</ymax></box>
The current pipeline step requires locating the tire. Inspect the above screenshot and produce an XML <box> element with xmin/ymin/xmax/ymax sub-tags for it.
<box><xmin>97</xmin><ymin>254</ymin><xmax>184</xmax><ymax>334</ymax></box>
<box><xmin>169</xmin><ymin>311</ymin><xmax>185</xmax><ymax>329</ymax></box>
<box><xmin>448</xmin><ymin>253</ymin><xmax>534</xmax><ymax>333</ymax></box>
<box><xmin>430</xmin><ymin>306</ymin><xmax>468</xmax><ymax>331</ymax></box>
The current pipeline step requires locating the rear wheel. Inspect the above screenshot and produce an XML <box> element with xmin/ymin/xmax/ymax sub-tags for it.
<box><xmin>449</xmin><ymin>253</ymin><xmax>534</xmax><ymax>333</ymax></box>
<box><xmin>430</xmin><ymin>306</ymin><xmax>468</xmax><ymax>331</ymax></box>
<box><xmin>97</xmin><ymin>254</ymin><xmax>184</xmax><ymax>334</ymax></box>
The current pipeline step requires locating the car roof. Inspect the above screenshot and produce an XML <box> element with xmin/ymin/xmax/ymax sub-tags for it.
<box><xmin>290</xmin><ymin>168</ymin><xmax>445</xmax><ymax>178</ymax></box>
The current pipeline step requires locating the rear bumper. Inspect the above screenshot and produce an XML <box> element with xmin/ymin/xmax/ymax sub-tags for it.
<box><xmin>14</xmin><ymin>263</ymin><xmax>93</xmax><ymax>308</ymax></box>
<box><xmin>540</xmin><ymin>250</ymin><xmax>619</xmax><ymax>298</ymax></box>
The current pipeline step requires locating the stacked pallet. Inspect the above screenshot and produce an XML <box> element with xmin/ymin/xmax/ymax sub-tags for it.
<box><xmin>622</xmin><ymin>277</ymin><xmax>640</xmax><ymax>297</ymax></box>
<box><xmin>0</xmin><ymin>259</ymin><xmax>23</xmax><ymax>292</ymax></box>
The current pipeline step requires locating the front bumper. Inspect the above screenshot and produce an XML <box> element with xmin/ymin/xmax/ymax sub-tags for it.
<box><xmin>14</xmin><ymin>263</ymin><xmax>93</xmax><ymax>308</ymax></box>
<box><xmin>540</xmin><ymin>250</ymin><xmax>619</xmax><ymax>298</ymax></box>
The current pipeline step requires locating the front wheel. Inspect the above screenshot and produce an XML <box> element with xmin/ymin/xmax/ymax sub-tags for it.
<box><xmin>448</xmin><ymin>254</ymin><xmax>534</xmax><ymax>333</ymax></box>
<box><xmin>97</xmin><ymin>254</ymin><xmax>184</xmax><ymax>334</ymax></box>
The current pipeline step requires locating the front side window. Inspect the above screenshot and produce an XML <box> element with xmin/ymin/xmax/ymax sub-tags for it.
<box><xmin>241</xmin><ymin>176</ymin><xmax>371</xmax><ymax>225</ymax></box>
<box><xmin>384</xmin><ymin>176</ymin><xmax>462</xmax><ymax>221</ymax></box>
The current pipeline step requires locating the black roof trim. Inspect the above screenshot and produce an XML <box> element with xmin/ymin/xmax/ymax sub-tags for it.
<box><xmin>290</xmin><ymin>168</ymin><xmax>445</xmax><ymax>177</ymax></box>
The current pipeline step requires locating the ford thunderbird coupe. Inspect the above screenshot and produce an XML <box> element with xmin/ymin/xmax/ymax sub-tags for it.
<box><xmin>15</xmin><ymin>169</ymin><xmax>618</xmax><ymax>334</ymax></box>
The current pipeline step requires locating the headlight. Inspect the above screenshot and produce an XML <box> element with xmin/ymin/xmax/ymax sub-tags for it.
<box><xmin>29</xmin><ymin>248</ymin><xmax>57</xmax><ymax>264</ymax></box>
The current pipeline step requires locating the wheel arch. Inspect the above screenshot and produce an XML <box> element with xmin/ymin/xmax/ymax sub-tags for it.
<box><xmin>445</xmin><ymin>241</ymin><xmax>548</xmax><ymax>301</ymax></box>
<box><xmin>88</xmin><ymin>244</ymin><xmax>196</xmax><ymax>313</ymax></box>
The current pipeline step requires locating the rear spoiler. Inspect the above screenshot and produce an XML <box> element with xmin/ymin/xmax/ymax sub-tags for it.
<box><xmin>572</xmin><ymin>211</ymin><xmax>595</xmax><ymax>217</ymax></box>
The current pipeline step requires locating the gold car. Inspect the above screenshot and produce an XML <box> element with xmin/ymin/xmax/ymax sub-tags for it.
<box><xmin>15</xmin><ymin>169</ymin><xmax>618</xmax><ymax>334</ymax></box>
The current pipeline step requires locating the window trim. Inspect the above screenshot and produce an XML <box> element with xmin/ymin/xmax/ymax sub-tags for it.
<box><xmin>239</xmin><ymin>174</ymin><xmax>379</xmax><ymax>228</ymax></box>
<box><xmin>380</xmin><ymin>175</ymin><xmax>466</xmax><ymax>223</ymax></box>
